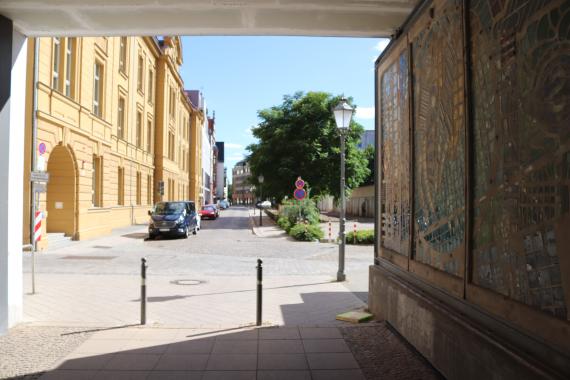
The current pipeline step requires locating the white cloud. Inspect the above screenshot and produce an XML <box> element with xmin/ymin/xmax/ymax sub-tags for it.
<box><xmin>227</xmin><ymin>154</ymin><xmax>245</xmax><ymax>162</ymax></box>
<box><xmin>374</xmin><ymin>39</ymin><xmax>390</xmax><ymax>53</ymax></box>
<box><xmin>355</xmin><ymin>107</ymin><xmax>375</xmax><ymax>120</ymax></box>
<box><xmin>225</xmin><ymin>143</ymin><xmax>243</xmax><ymax>149</ymax></box>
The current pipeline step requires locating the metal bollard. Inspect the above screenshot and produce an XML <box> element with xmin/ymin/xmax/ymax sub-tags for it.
<box><xmin>328</xmin><ymin>221</ymin><xmax>332</xmax><ymax>243</ymax></box>
<box><xmin>141</xmin><ymin>257</ymin><xmax>147</xmax><ymax>325</ymax></box>
<box><xmin>256</xmin><ymin>258</ymin><xmax>263</xmax><ymax>326</ymax></box>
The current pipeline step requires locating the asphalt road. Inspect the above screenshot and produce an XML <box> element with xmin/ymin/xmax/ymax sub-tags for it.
<box><xmin>24</xmin><ymin>206</ymin><xmax>373</xmax><ymax>279</ymax></box>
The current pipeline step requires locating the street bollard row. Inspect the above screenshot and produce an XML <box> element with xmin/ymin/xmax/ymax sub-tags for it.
<box><xmin>138</xmin><ymin>257</ymin><xmax>264</xmax><ymax>327</ymax></box>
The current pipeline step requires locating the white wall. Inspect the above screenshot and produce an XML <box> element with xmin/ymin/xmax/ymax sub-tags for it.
<box><xmin>0</xmin><ymin>23</ymin><xmax>27</xmax><ymax>334</ymax></box>
<box><xmin>216</xmin><ymin>161</ymin><xmax>224</xmax><ymax>199</ymax></box>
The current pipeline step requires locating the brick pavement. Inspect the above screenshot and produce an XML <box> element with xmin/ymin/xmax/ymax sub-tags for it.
<box><xmin>39</xmin><ymin>326</ymin><xmax>368</xmax><ymax>380</ymax></box>
<box><xmin>23</xmin><ymin>274</ymin><xmax>365</xmax><ymax>328</ymax></box>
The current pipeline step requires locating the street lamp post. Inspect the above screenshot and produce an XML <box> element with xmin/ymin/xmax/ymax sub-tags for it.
<box><xmin>258</xmin><ymin>175</ymin><xmax>264</xmax><ymax>226</ymax></box>
<box><xmin>333</xmin><ymin>98</ymin><xmax>354</xmax><ymax>282</ymax></box>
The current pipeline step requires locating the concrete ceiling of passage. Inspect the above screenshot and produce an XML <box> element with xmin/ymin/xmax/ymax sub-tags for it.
<box><xmin>0</xmin><ymin>0</ymin><xmax>418</xmax><ymax>37</ymax></box>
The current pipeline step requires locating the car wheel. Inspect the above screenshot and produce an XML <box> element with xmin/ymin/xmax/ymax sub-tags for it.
<box><xmin>148</xmin><ymin>233</ymin><xmax>156</xmax><ymax>240</ymax></box>
<box><xmin>192</xmin><ymin>227</ymin><xmax>197</xmax><ymax>235</ymax></box>
<box><xmin>183</xmin><ymin>227</ymin><xmax>189</xmax><ymax>239</ymax></box>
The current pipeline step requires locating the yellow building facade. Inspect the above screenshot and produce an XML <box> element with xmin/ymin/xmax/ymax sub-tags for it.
<box><xmin>23</xmin><ymin>36</ymin><xmax>199</xmax><ymax>247</ymax></box>
<box><xmin>153</xmin><ymin>37</ymin><xmax>191</xmax><ymax>206</ymax></box>
<box><xmin>188</xmin><ymin>94</ymin><xmax>204</xmax><ymax>207</ymax></box>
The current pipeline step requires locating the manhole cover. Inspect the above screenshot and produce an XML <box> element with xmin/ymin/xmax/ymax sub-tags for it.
<box><xmin>170</xmin><ymin>279</ymin><xmax>206</xmax><ymax>286</ymax></box>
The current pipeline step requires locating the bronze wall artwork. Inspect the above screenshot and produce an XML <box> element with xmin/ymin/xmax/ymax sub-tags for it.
<box><xmin>470</xmin><ymin>0</ymin><xmax>569</xmax><ymax>319</ymax></box>
<box><xmin>377</xmin><ymin>0</ymin><xmax>569</xmax><ymax>321</ymax></box>
<box><xmin>411</xmin><ymin>0</ymin><xmax>465</xmax><ymax>277</ymax></box>
<box><xmin>380</xmin><ymin>51</ymin><xmax>411</xmax><ymax>257</ymax></box>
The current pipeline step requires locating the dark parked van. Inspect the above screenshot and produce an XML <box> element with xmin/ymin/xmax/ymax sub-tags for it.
<box><xmin>148</xmin><ymin>201</ymin><xmax>198</xmax><ymax>239</ymax></box>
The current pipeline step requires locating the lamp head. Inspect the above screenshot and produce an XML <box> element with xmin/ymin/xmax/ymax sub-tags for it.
<box><xmin>333</xmin><ymin>97</ymin><xmax>354</xmax><ymax>133</ymax></box>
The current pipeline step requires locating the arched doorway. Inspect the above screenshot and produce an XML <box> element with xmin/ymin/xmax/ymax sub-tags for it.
<box><xmin>46</xmin><ymin>144</ymin><xmax>77</xmax><ymax>238</ymax></box>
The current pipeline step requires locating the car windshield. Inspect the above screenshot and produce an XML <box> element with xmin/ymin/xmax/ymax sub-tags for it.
<box><xmin>154</xmin><ymin>202</ymin><xmax>186</xmax><ymax>215</ymax></box>
<box><xmin>202</xmin><ymin>206</ymin><xmax>215</xmax><ymax>211</ymax></box>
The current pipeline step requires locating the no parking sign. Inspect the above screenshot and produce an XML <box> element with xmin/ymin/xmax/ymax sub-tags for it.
<box><xmin>293</xmin><ymin>177</ymin><xmax>306</xmax><ymax>200</ymax></box>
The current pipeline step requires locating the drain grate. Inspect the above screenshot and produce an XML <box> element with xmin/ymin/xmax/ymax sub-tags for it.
<box><xmin>61</xmin><ymin>255</ymin><xmax>116</xmax><ymax>260</ymax></box>
<box><xmin>170</xmin><ymin>279</ymin><xmax>206</xmax><ymax>286</ymax></box>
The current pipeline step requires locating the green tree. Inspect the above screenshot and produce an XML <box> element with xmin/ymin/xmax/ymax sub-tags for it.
<box><xmin>247</xmin><ymin>92</ymin><xmax>369</xmax><ymax>201</ymax></box>
<box><xmin>362</xmin><ymin>145</ymin><xmax>375</xmax><ymax>186</ymax></box>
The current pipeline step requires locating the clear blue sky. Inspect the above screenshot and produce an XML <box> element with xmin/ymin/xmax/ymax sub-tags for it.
<box><xmin>179</xmin><ymin>36</ymin><xmax>389</xmax><ymax>181</ymax></box>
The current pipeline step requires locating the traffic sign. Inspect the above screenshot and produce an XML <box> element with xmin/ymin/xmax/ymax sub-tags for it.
<box><xmin>30</xmin><ymin>171</ymin><xmax>49</xmax><ymax>182</ymax></box>
<box><xmin>294</xmin><ymin>188</ymin><xmax>306</xmax><ymax>200</ymax></box>
<box><xmin>33</xmin><ymin>182</ymin><xmax>47</xmax><ymax>193</ymax></box>
<box><xmin>295</xmin><ymin>177</ymin><xmax>305</xmax><ymax>189</ymax></box>
<box><xmin>38</xmin><ymin>142</ymin><xmax>47</xmax><ymax>155</ymax></box>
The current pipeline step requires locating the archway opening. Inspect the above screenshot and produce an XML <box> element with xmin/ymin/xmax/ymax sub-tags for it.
<box><xmin>46</xmin><ymin>144</ymin><xmax>77</xmax><ymax>237</ymax></box>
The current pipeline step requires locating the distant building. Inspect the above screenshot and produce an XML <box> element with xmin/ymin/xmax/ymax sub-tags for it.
<box><xmin>358</xmin><ymin>130</ymin><xmax>375</xmax><ymax>150</ymax></box>
<box><xmin>214</xmin><ymin>142</ymin><xmax>225</xmax><ymax>201</ymax></box>
<box><xmin>232</xmin><ymin>160</ymin><xmax>253</xmax><ymax>205</ymax></box>
<box><xmin>185</xmin><ymin>90</ymin><xmax>205</xmax><ymax>208</ymax></box>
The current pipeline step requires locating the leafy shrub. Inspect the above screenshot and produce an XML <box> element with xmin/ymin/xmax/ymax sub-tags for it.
<box><xmin>289</xmin><ymin>223</ymin><xmax>324</xmax><ymax>241</ymax></box>
<box><xmin>280</xmin><ymin>199</ymin><xmax>320</xmax><ymax>226</ymax></box>
<box><xmin>277</xmin><ymin>216</ymin><xmax>292</xmax><ymax>232</ymax></box>
<box><xmin>346</xmin><ymin>229</ymin><xmax>374</xmax><ymax>245</ymax></box>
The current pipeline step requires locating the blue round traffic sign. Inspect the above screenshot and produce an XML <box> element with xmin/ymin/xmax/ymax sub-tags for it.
<box><xmin>294</xmin><ymin>188</ymin><xmax>306</xmax><ymax>200</ymax></box>
<box><xmin>38</xmin><ymin>142</ymin><xmax>46</xmax><ymax>155</ymax></box>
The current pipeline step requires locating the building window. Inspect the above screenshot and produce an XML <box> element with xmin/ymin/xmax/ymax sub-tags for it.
<box><xmin>118</xmin><ymin>167</ymin><xmax>124</xmax><ymax>205</ymax></box>
<box><xmin>136</xmin><ymin>172</ymin><xmax>142</xmax><ymax>205</ymax></box>
<box><xmin>119</xmin><ymin>37</ymin><xmax>127</xmax><ymax>74</ymax></box>
<box><xmin>169</xmin><ymin>87</ymin><xmax>175</xmax><ymax>117</ymax></box>
<box><xmin>92</xmin><ymin>155</ymin><xmax>102</xmax><ymax>207</ymax></box>
<box><xmin>137</xmin><ymin>54</ymin><xmax>144</xmax><ymax>93</ymax></box>
<box><xmin>147</xmin><ymin>174</ymin><xmax>152</xmax><ymax>205</ymax></box>
<box><xmin>64</xmin><ymin>38</ymin><xmax>75</xmax><ymax>97</ymax></box>
<box><xmin>146</xmin><ymin>119</ymin><xmax>152</xmax><ymax>152</ymax></box>
<box><xmin>136</xmin><ymin>111</ymin><xmax>143</xmax><ymax>148</ymax></box>
<box><xmin>168</xmin><ymin>131</ymin><xmax>175</xmax><ymax>161</ymax></box>
<box><xmin>117</xmin><ymin>97</ymin><xmax>125</xmax><ymax>139</ymax></box>
<box><xmin>52</xmin><ymin>37</ymin><xmax>61</xmax><ymax>90</ymax></box>
<box><xmin>93</xmin><ymin>62</ymin><xmax>103</xmax><ymax>117</ymax></box>
<box><xmin>147</xmin><ymin>69</ymin><xmax>154</xmax><ymax>104</ymax></box>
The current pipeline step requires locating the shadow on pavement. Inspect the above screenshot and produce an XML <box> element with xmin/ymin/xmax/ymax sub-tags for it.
<box><xmin>121</xmin><ymin>232</ymin><xmax>149</xmax><ymax>239</ymax></box>
<box><xmin>131</xmin><ymin>281</ymin><xmax>337</xmax><ymax>303</ymax></box>
<box><xmin>23</xmin><ymin>291</ymin><xmax>442</xmax><ymax>380</ymax></box>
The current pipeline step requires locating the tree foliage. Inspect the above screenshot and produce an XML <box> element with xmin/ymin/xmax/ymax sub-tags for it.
<box><xmin>247</xmin><ymin>92</ymin><xmax>370</xmax><ymax>201</ymax></box>
<box><xmin>362</xmin><ymin>145</ymin><xmax>375</xmax><ymax>186</ymax></box>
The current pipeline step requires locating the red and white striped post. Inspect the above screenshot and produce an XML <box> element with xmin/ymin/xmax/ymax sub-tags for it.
<box><xmin>34</xmin><ymin>211</ymin><xmax>42</xmax><ymax>243</ymax></box>
<box><xmin>31</xmin><ymin>210</ymin><xmax>42</xmax><ymax>294</ymax></box>
<box><xmin>353</xmin><ymin>223</ymin><xmax>357</xmax><ymax>244</ymax></box>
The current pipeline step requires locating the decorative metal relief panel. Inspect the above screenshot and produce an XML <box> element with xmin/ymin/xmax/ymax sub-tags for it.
<box><xmin>412</xmin><ymin>0</ymin><xmax>466</xmax><ymax>276</ymax></box>
<box><xmin>380</xmin><ymin>51</ymin><xmax>411</xmax><ymax>256</ymax></box>
<box><xmin>471</xmin><ymin>0</ymin><xmax>569</xmax><ymax>319</ymax></box>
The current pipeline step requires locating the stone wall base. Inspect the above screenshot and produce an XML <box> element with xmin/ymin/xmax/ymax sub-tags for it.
<box><xmin>369</xmin><ymin>264</ymin><xmax>567</xmax><ymax>380</ymax></box>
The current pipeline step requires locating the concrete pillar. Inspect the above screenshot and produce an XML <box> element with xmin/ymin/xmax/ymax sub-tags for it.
<box><xmin>0</xmin><ymin>15</ymin><xmax>27</xmax><ymax>335</ymax></box>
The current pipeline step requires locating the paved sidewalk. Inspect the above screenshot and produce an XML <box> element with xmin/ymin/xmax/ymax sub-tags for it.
<box><xmin>23</xmin><ymin>274</ymin><xmax>365</xmax><ymax>328</ymax></box>
<box><xmin>39</xmin><ymin>325</ymin><xmax>366</xmax><ymax>380</ymax></box>
<box><xmin>249</xmin><ymin>208</ymin><xmax>289</xmax><ymax>239</ymax></box>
